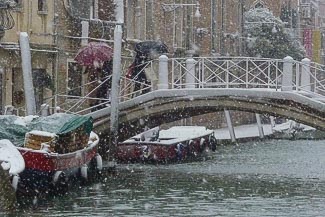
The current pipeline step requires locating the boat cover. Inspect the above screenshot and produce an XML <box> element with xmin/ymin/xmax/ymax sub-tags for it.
<box><xmin>0</xmin><ymin>113</ymin><xmax>93</xmax><ymax>147</ymax></box>
<box><xmin>57</xmin><ymin>115</ymin><xmax>93</xmax><ymax>136</ymax></box>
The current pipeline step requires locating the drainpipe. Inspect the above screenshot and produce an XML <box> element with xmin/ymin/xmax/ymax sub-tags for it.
<box><xmin>220</xmin><ymin>0</ymin><xmax>225</xmax><ymax>55</ymax></box>
<box><xmin>211</xmin><ymin>0</ymin><xmax>217</xmax><ymax>53</ymax></box>
<box><xmin>239</xmin><ymin>0</ymin><xmax>245</xmax><ymax>56</ymax></box>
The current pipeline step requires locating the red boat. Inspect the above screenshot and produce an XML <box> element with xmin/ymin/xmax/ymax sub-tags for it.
<box><xmin>116</xmin><ymin>126</ymin><xmax>218</xmax><ymax>163</ymax></box>
<box><xmin>0</xmin><ymin>114</ymin><xmax>102</xmax><ymax>196</ymax></box>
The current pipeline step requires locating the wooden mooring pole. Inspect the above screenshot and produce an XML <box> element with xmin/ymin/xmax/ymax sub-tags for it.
<box><xmin>108</xmin><ymin>0</ymin><xmax>124</xmax><ymax>164</ymax></box>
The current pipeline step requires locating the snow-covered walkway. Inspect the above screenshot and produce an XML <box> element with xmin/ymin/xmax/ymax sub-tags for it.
<box><xmin>214</xmin><ymin>124</ymin><xmax>273</xmax><ymax>141</ymax></box>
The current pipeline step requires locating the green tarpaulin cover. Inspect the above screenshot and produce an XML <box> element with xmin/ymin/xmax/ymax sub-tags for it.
<box><xmin>0</xmin><ymin>113</ymin><xmax>93</xmax><ymax>147</ymax></box>
<box><xmin>57</xmin><ymin>115</ymin><xmax>93</xmax><ymax>135</ymax></box>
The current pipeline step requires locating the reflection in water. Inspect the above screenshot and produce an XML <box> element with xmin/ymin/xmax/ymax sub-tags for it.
<box><xmin>3</xmin><ymin>140</ymin><xmax>325</xmax><ymax>216</ymax></box>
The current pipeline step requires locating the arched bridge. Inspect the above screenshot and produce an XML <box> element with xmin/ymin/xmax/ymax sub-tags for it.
<box><xmin>52</xmin><ymin>56</ymin><xmax>325</xmax><ymax>142</ymax></box>
<box><xmin>89</xmin><ymin>88</ymin><xmax>325</xmax><ymax>141</ymax></box>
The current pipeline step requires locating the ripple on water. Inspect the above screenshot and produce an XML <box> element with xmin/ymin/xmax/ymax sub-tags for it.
<box><xmin>4</xmin><ymin>139</ymin><xmax>325</xmax><ymax>217</ymax></box>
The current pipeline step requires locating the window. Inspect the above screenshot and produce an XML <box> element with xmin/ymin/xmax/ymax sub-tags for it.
<box><xmin>301</xmin><ymin>4</ymin><xmax>311</xmax><ymax>19</ymax></box>
<box><xmin>280</xmin><ymin>6</ymin><xmax>298</xmax><ymax>28</ymax></box>
<box><xmin>12</xmin><ymin>68</ymin><xmax>24</xmax><ymax>108</ymax></box>
<box><xmin>252</xmin><ymin>0</ymin><xmax>266</xmax><ymax>8</ymax></box>
<box><xmin>126</xmin><ymin>0</ymin><xmax>145</xmax><ymax>40</ymax></box>
<box><xmin>255</xmin><ymin>3</ymin><xmax>264</xmax><ymax>8</ymax></box>
<box><xmin>13</xmin><ymin>0</ymin><xmax>23</xmax><ymax>10</ymax></box>
<box><xmin>67</xmin><ymin>61</ymin><xmax>83</xmax><ymax>96</ymax></box>
<box><xmin>12</xmin><ymin>68</ymin><xmax>51</xmax><ymax>112</ymax></box>
<box><xmin>32</xmin><ymin>69</ymin><xmax>51</xmax><ymax>111</ymax></box>
<box><xmin>38</xmin><ymin>0</ymin><xmax>47</xmax><ymax>12</ymax></box>
<box><xmin>126</xmin><ymin>0</ymin><xmax>136</xmax><ymax>39</ymax></box>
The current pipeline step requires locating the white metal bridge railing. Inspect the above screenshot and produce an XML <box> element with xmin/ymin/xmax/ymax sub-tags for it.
<box><xmin>171</xmin><ymin>57</ymin><xmax>284</xmax><ymax>90</ymax></box>
<box><xmin>34</xmin><ymin>56</ymin><xmax>325</xmax><ymax>116</ymax></box>
<box><xmin>170</xmin><ymin>56</ymin><xmax>325</xmax><ymax>96</ymax></box>
<box><xmin>38</xmin><ymin>60</ymin><xmax>155</xmax><ymax>115</ymax></box>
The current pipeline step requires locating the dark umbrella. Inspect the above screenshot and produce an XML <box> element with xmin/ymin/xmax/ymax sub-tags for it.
<box><xmin>134</xmin><ymin>41</ymin><xmax>168</xmax><ymax>58</ymax></box>
<box><xmin>127</xmin><ymin>41</ymin><xmax>168</xmax><ymax>95</ymax></box>
<box><xmin>74</xmin><ymin>42</ymin><xmax>113</xmax><ymax>68</ymax></box>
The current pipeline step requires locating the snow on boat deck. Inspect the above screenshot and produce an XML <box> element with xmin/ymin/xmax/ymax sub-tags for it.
<box><xmin>0</xmin><ymin>139</ymin><xmax>25</xmax><ymax>175</ymax></box>
<box><xmin>123</xmin><ymin>126</ymin><xmax>214</xmax><ymax>145</ymax></box>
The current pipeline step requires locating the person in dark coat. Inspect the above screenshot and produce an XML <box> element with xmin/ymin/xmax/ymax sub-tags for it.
<box><xmin>127</xmin><ymin>52</ymin><xmax>151</xmax><ymax>96</ymax></box>
<box><xmin>127</xmin><ymin>41</ymin><xmax>168</xmax><ymax>97</ymax></box>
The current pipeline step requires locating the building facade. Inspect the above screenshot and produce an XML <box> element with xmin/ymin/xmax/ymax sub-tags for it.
<box><xmin>0</xmin><ymin>0</ymin><xmax>115</xmax><ymax>114</ymax></box>
<box><xmin>299</xmin><ymin>0</ymin><xmax>325</xmax><ymax>63</ymax></box>
<box><xmin>0</xmin><ymin>0</ymin><xmax>57</xmax><ymax>114</ymax></box>
<box><xmin>124</xmin><ymin>0</ymin><xmax>301</xmax><ymax>57</ymax></box>
<box><xmin>0</xmin><ymin>0</ymin><xmax>323</xmax><ymax>115</ymax></box>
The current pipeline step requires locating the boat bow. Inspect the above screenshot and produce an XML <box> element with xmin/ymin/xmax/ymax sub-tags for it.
<box><xmin>0</xmin><ymin>139</ymin><xmax>25</xmax><ymax>175</ymax></box>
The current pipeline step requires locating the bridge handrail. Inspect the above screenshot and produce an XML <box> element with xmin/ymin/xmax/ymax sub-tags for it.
<box><xmin>170</xmin><ymin>56</ymin><xmax>285</xmax><ymax>90</ymax></box>
<box><xmin>23</xmin><ymin>56</ymin><xmax>325</xmax><ymax>117</ymax></box>
<box><xmin>292</xmin><ymin>59</ymin><xmax>325</xmax><ymax>94</ymax></box>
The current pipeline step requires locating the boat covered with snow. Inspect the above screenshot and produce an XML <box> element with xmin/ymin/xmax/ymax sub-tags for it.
<box><xmin>272</xmin><ymin>120</ymin><xmax>325</xmax><ymax>140</ymax></box>
<box><xmin>0</xmin><ymin>113</ymin><xmax>102</xmax><ymax>196</ymax></box>
<box><xmin>116</xmin><ymin>126</ymin><xmax>218</xmax><ymax>163</ymax></box>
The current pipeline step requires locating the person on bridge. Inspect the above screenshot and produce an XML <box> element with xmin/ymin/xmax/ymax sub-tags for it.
<box><xmin>127</xmin><ymin>41</ymin><xmax>168</xmax><ymax>97</ymax></box>
<box><xmin>127</xmin><ymin>52</ymin><xmax>151</xmax><ymax>97</ymax></box>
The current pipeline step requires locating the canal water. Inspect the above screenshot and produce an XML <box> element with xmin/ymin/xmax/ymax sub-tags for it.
<box><xmin>4</xmin><ymin>139</ymin><xmax>325</xmax><ymax>216</ymax></box>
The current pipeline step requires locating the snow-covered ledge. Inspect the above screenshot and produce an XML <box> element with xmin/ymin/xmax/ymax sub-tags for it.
<box><xmin>281</xmin><ymin>56</ymin><xmax>293</xmax><ymax>92</ymax></box>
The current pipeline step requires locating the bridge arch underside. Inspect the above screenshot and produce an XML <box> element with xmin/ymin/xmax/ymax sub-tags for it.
<box><xmin>94</xmin><ymin>90</ymin><xmax>325</xmax><ymax>142</ymax></box>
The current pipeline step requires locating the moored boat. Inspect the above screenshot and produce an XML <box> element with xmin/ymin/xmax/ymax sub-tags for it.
<box><xmin>116</xmin><ymin>126</ymin><xmax>218</xmax><ymax>163</ymax></box>
<box><xmin>0</xmin><ymin>113</ymin><xmax>102</xmax><ymax>196</ymax></box>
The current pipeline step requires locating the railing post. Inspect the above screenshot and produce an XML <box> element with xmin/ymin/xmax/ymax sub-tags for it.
<box><xmin>158</xmin><ymin>55</ymin><xmax>169</xmax><ymax>89</ymax></box>
<box><xmin>200</xmin><ymin>58</ymin><xmax>204</xmax><ymax>88</ymax></box>
<box><xmin>281</xmin><ymin>56</ymin><xmax>293</xmax><ymax>91</ymax></box>
<box><xmin>40</xmin><ymin>104</ymin><xmax>49</xmax><ymax>116</ymax></box>
<box><xmin>226</xmin><ymin>60</ymin><xmax>229</xmax><ymax>88</ymax></box>
<box><xmin>186</xmin><ymin>58</ymin><xmax>196</xmax><ymax>88</ymax></box>
<box><xmin>4</xmin><ymin>105</ymin><xmax>14</xmax><ymax>115</ymax></box>
<box><xmin>301</xmin><ymin>58</ymin><xmax>311</xmax><ymax>92</ymax></box>
<box><xmin>55</xmin><ymin>106</ymin><xmax>61</xmax><ymax>113</ymax></box>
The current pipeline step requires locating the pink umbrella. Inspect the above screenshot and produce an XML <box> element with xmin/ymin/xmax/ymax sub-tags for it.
<box><xmin>74</xmin><ymin>42</ymin><xmax>113</xmax><ymax>68</ymax></box>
